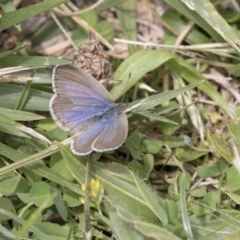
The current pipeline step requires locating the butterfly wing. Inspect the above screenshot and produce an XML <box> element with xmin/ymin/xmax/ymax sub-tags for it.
<box><xmin>50</xmin><ymin>65</ymin><xmax>128</xmax><ymax>155</ymax></box>
<box><xmin>92</xmin><ymin>112</ymin><xmax>128</xmax><ymax>152</ymax></box>
<box><xmin>71</xmin><ymin>108</ymin><xmax>128</xmax><ymax>155</ymax></box>
<box><xmin>70</xmin><ymin>120</ymin><xmax>104</xmax><ymax>155</ymax></box>
<box><xmin>50</xmin><ymin>65</ymin><xmax>114</xmax><ymax>133</ymax></box>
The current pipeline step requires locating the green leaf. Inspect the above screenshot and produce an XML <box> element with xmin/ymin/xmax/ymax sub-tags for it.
<box><xmin>0</xmin><ymin>223</ymin><xmax>16</xmax><ymax>239</ymax></box>
<box><xmin>127</xmin><ymin>160</ymin><xmax>145</xmax><ymax>176</ymax></box>
<box><xmin>190</xmin><ymin>186</ymin><xmax>206</xmax><ymax>197</ymax></box>
<box><xmin>111</xmin><ymin>50</ymin><xmax>176</xmax><ymax>100</ymax></box>
<box><xmin>50</xmin><ymin>188</ymin><xmax>68</xmax><ymax>221</ymax></box>
<box><xmin>0</xmin><ymin>0</ymin><xmax>68</xmax><ymax>31</ymax></box>
<box><xmin>0</xmin><ymin>142</ymin><xmax>82</xmax><ymax>196</ymax></box>
<box><xmin>95</xmin><ymin>20</ymin><xmax>114</xmax><ymax>41</ymax></box>
<box><xmin>181</xmin><ymin>0</ymin><xmax>240</xmax><ymax>52</ymax></box>
<box><xmin>0</xmin><ymin>44</ymin><xmax>29</xmax><ymax>59</ymax></box>
<box><xmin>0</xmin><ymin>107</ymin><xmax>45</xmax><ymax>121</ymax></box>
<box><xmin>30</xmin><ymin>182</ymin><xmax>54</xmax><ymax>208</ymax></box>
<box><xmin>175</xmin><ymin>147</ymin><xmax>206</xmax><ymax>162</ymax></box>
<box><xmin>33</xmin><ymin>222</ymin><xmax>74</xmax><ymax>240</ymax></box>
<box><xmin>0</xmin><ymin>175</ymin><xmax>21</xmax><ymax>196</ymax></box>
<box><xmin>162</xmin><ymin>10</ymin><xmax>211</xmax><ymax>44</ymax></box>
<box><xmin>0</xmin><ymin>198</ymin><xmax>16</xmax><ymax>222</ymax></box>
<box><xmin>63</xmin><ymin>189</ymin><xmax>81</xmax><ymax>207</ymax></box>
<box><xmin>197</xmin><ymin>166</ymin><xmax>222</xmax><ymax>178</ymax></box>
<box><xmin>225</xmin><ymin>167</ymin><xmax>240</xmax><ymax>192</ymax></box>
<box><xmin>136</xmin><ymin>111</ymin><xmax>178</xmax><ymax>125</ymax></box>
<box><xmin>0</xmin><ymin>83</ymin><xmax>52</xmax><ymax>111</ymax></box>
<box><xmin>81</xmin><ymin>10</ymin><xmax>98</xmax><ymax>27</ymax></box>
<box><xmin>127</xmin><ymin>81</ymin><xmax>203</xmax><ymax>113</ymax></box>
<box><xmin>0</xmin><ymin>112</ymin><xmax>29</xmax><ymax>137</ymax></box>
<box><xmin>0</xmin><ymin>56</ymin><xmax>70</xmax><ymax>67</ymax></box>
<box><xmin>167</xmin><ymin>58</ymin><xmax>235</xmax><ymax>118</ymax></box>
<box><xmin>116</xmin><ymin>0</ymin><xmax>137</xmax><ymax>53</ymax></box>
<box><xmin>142</xmin><ymin>154</ymin><xmax>154</xmax><ymax>178</ymax></box>
<box><xmin>142</xmin><ymin>139</ymin><xmax>163</xmax><ymax>154</ymax></box>
<box><xmin>179</xmin><ymin>173</ymin><xmax>194</xmax><ymax>240</ymax></box>
<box><xmin>1</xmin><ymin>0</ymin><xmax>21</xmax><ymax>30</ymax></box>
<box><xmin>49</xmin><ymin>153</ymin><xmax>75</xmax><ymax>182</ymax></box>
<box><xmin>96</xmin><ymin>0</ymin><xmax>127</xmax><ymax>12</ymax></box>
<box><xmin>164</xmin><ymin>0</ymin><xmax>223</xmax><ymax>42</ymax></box>
<box><xmin>15</xmin><ymin>79</ymin><xmax>32</xmax><ymax>110</ymax></box>
<box><xmin>0</xmin><ymin>209</ymin><xmax>51</xmax><ymax>240</ymax></box>
<box><xmin>228</xmin><ymin>123</ymin><xmax>240</xmax><ymax>146</ymax></box>
<box><xmin>16</xmin><ymin>179</ymin><xmax>31</xmax><ymax>204</ymax></box>
<box><xmin>125</xmin><ymin>132</ymin><xmax>142</xmax><ymax>149</ymax></box>
<box><xmin>206</xmin><ymin>129</ymin><xmax>234</xmax><ymax>163</ymax></box>
<box><xmin>108</xmin><ymin>210</ymin><xmax>146</xmax><ymax>240</ymax></box>
<box><xmin>134</xmin><ymin>220</ymin><xmax>182</xmax><ymax>240</ymax></box>
<box><xmin>57</xmin><ymin>143</ymin><xmax>169</xmax><ymax>226</ymax></box>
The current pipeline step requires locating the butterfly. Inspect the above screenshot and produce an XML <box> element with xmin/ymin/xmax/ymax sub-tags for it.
<box><xmin>50</xmin><ymin>65</ymin><xmax>128</xmax><ymax>155</ymax></box>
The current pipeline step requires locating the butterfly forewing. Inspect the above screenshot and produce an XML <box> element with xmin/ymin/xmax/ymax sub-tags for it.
<box><xmin>50</xmin><ymin>65</ymin><xmax>115</xmax><ymax>132</ymax></box>
<box><xmin>53</xmin><ymin>65</ymin><xmax>113</xmax><ymax>102</ymax></box>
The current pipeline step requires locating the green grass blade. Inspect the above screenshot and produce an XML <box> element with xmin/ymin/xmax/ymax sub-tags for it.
<box><xmin>0</xmin><ymin>0</ymin><xmax>68</xmax><ymax>31</ymax></box>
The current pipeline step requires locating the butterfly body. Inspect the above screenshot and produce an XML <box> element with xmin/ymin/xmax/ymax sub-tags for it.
<box><xmin>50</xmin><ymin>65</ymin><xmax>128</xmax><ymax>155</ymax></box>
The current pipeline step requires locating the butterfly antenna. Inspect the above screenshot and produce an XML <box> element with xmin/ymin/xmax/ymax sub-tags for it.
<box><xmin>121</xmin><ymin>72</ymin><xmax>131</xmax><ymax>103</ymax></box>
<box><xmin>50</xmin><ymin>11</ymin><xmax>78</xmax><ymax>51</ymax></box>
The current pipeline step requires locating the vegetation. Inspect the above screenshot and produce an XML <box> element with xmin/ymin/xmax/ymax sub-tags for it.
<box><xmin>1</xmin><ymin>0</ymin><xmax>240</xmax><ymax>239</ymax></box>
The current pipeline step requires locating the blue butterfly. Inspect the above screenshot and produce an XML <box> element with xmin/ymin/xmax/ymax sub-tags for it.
<box><xmin>50</xmin><ymin>65</ymin><xmax>128</xmax><ymax>155</ymax></box>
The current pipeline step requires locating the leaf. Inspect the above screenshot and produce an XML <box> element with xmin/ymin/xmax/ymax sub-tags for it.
<box><xmin>116</xmin><ymin>0</ymin><xmax>137</xmax><ymax>53</ymax></box>
<box><xmin>142</xmin><ymin>139</ymin><xmax>163</xmax><ymax>154</ymax></box>
<box><xmin>0</xmin><ymin>209</ymin><xmax>51</xmax><ymax>240</ymax></box>
<box><xmin>179</xmin><ymin>173</ymin><xmax>194</xmax><ymax>240</ymax></box>
<box><xmin>125</xmin><ymin>132</ymin><xmax>142</xmax><ymax>149</ymax></box>
<box><xmin>1</xmin><ymin>0</ymin><xmax>21</xmax><ymax>30</ymax></box>
<box><xmin>175</xmin><ymin>147</ymin><xmax>206</xmax><ymax>162</ymax></box>
<box><xmin>108</xmin><ymin>210</ymin><xmax>146</xmax><ymax>240</ymax></box>
<box><xmin>0</xmin><ymin>175</ymin><xmax>21</xmax><ymax>196</ymax></box>
<box><xmin>15</xmin><ymin>78</ymin><xmax>32</xmax><ymax>110</ymax></box>
<box><xmin>181</xmin><ymin>0</ymin><xmax>240</xmax><ymax>53</ymax></box>
<box><xmin>162</xmin><ymin>10</ymin><xmax>211</xmax><ymax>44</ymax></box>
<box><xmin>0</xmin><ymin>223</ymin><xmax>16</xmax><ymax>239</ymax></box>
<box><xmin>0</xmin><ymin>198</ymin><xmax>15</xmax><ymax>222</ymax></box>
<box><xmin>197</xmin><ymin>166</ymin><xmax>221</xmax><ymax>178</ymax></box>
<box><xmin>206</xmin><ymin>129</ymin><xmax>234</xmax><ymax>163</ymax></box>
<box><xmin>33</xmin><ymin>222</ymin><xmax>74</xmax><ymax>240</ymax></box>
<box><xmin>164</xmin><ymin>0</ymin><xmax>223</xmax><ymax>42</ymax></box>
<box><xmin>0</xmin><ymin>0</ymin><xmax>68</xmax><ymax>31</ymax></box>
<box><xmin>30</xmin><ymin>182</ymin><xmax>54</xmax><ymax>208</ymax></box>
<box><xmin>228</xmin><ymin>123</ymin><xmax>240</xmax><ymax>146</ymax></box>
<box><xmin>50</xmin><ymin>188</ymin><xmax>68</xmax><ymax>221</ymax></box>
<box><xmin>111</xmin><ymin>50</ymin><xmax>176</xmax><ymax>100</ymax></box>
<box><xmin>0</xmin><ymin>83</ymin><xmax>52</xmax><ymax>111</ymax></box>
<box><xmin>49</xmin><ymin>153</ymin><xmax>75</xmax><ymax>182</ymax></box>
<box><xmin>0</xmin><ymin>107</ymin><xmax>45</xmax><ymax>121</ymax></box>
<box><xmin>127</xmin><ymin>81</ymin><xmax>202</xmax><ymax>112</ymax></box>
<box><xmin>57</xmin><ymin>143</ymin><xmax>169</xmax><ymax>226</ymax></box>
<box><xmin>0</xmin><ymin>112</ymin><xmax>29</xmax><ymax>138</ymax></box>
<box><xmin>0</xmin><ymin>56</ymin><xmax>70</xmax><ymax>67</ymax></box>
<box><xmin>134</xmin><ymin>220</ymin><xmax>181</xmax><ymax>240</ymax></box>
<box><xmin>0</xmin><ymin>142</ymin><xmax>82</xmax><ymax>196</ymax></box>
<box><xmin>0</xmin><ymin>44</ymin><xmax>29</xmax><ymax>59</ymax></box>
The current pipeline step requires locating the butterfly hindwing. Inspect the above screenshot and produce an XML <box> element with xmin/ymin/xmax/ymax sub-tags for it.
<box><xmin>93</xmin><ymin>112</ymin><xmax>128</xmax><ymax>151</ymax></box>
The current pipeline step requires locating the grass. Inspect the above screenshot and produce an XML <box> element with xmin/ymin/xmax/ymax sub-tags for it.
<box><xmin>1</xmin><ymin>0</ymin><xmax>240</xmax><ymax>239</ymax></box>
